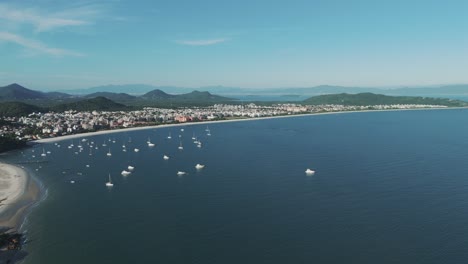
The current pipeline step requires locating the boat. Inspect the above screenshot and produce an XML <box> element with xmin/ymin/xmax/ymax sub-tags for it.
<box><xmin>205</xmin><ymin>126</ymin><xmax>209</xmax><ymax>132</ymax></box>
<box><xmin>192</xmin><ymin>133</ymin><xmax>196</xmax><ymax>140</ymax></box>
<box><xmin>177</xmin><ymin>171</ymin><xmax>186</xmax><ymax>176</ymax></box>
<box><xmin>134</xmin><ymin>148</ymin><xmax>140</xmax><ymax>152</ymax></box>
<box><xmin>128</xmin><ymin>166</ymin><xmax>135</xmax><ymax>171</ymax></box>
<box><xmin>105</xmin><ymin>174</ymin><xmax>114</xmax><ymax>187</ymax></box>
<box><xmin>70</xmin><ymin>180</ymin><xmax>75</xmax><ymax>184</ymax></box>
<box><xmin>178</xmin><ymin>141</ymin><xmax>183</xmax><ymax>150</ymax></box>
<box><xmin>167</xmin><ymin>132</ymin><xmax>172</xmax><ymax>139</ymax></box>
<box><xmin>195</xmin><ymin>164</ymin><xmax>205</xmax><ymax>169</ymax></box>
<box><xmin>305</xmin><ymin>169</ymin><xmax>315</xmax><ymax>175</ymax></box>
<box><xmin>121</xmin><ymin>170</ymin><xmax>131</xmax><ymax>176</ymax></box>
<box><xmin>180</xmin><ymin>128</ymin><xmax>184</xmax><ymax>132</ymax></box>
<box><xmin>107</xmin><ymin>149</ymin><xmax>112</xmax><ymax>156</ymax></box>
<box><xmin>163</xmin><ymin>155</ymin><xmax>170</xmax><ymax>160</ymax></box>
<box><xmin>41</xmin><ymin>148</ymin><xmax>47</xmax><ymax>157</ymax></box>
<box><xmin>148</xmin><ymin>142</ymin><xmax>155</xmax><ymax>147</ymax></box>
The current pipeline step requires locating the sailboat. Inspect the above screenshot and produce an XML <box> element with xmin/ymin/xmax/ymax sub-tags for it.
<box><xmin>41</xmin><ymin>148</ymin><xmax>47</xmax><ymax>157</ymax></box>
<box><xmin>106</xmin><ymin>174</ymin><xmax>114</xmax><ymax>187</ymax></box>
<box><xmin>107</xmin><ymin>149</ymin><xmax>112</xmax><ymax>156</ymax></box>
<box><xmin>205</xmin><ymin>126</ymin><xmax>209</xmax><ymax>132</ymax></box>
<box><xmin>163</xmin><ymin>155</ymin><xmax>170</xmax><ymax>160</ymax></box>
<box><xmin>147</xmin><ymin>137</ymin><xmax>155</xmax><ymax>147</ymax></box>
<box><xmin>192</xmin><ymin>133</ymin><xmax>196</xmax><ymax>140</ymax></box>
<box><xmin>178</xmin><ymin>141</ymin><xmax>183</xmax><ymax>150</ymax></box>
<box><xmin>167</xmin><ymin>132</ymin><xmax>172</xmax><ymax>139</ymax></box>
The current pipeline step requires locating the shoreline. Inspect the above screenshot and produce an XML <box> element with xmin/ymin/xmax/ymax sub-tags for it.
<box><xmin>0</xmin><ymin>162</ymin><xmax>41</xmax><ymax>231</ymax></box>
<box><xmin>34</xmin><ymin>106</ymin><xmax>467</xmax><ymax>144</ymax></box>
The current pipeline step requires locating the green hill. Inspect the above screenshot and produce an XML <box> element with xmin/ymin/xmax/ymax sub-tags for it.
<box><xmin>0</xmin><ymin>83</ymin><xmax>46</xmax><ymax>100</ymax></box>
<box><xmin>0</xmin><ymin>102</ymin><xmax>45</xmax><ymax>117</ymax></box>
<box><xmin>51</xmin><ymin>97</ymin><xmax>128</xmax><ymax>112</ymax></box>
<box><xmin>303</xmin><ymin>93</ymin><xmax>468</xmax><ymax>107</ymax></box>
<box><xmin>84</xmin><ymin>92</ymin><xmax>137</xmax><ymax>102</ymax></box>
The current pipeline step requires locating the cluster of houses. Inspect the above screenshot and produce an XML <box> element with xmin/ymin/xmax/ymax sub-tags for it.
<box><xmin>0</xmin><ymin>103</ymin><xmax>446</xmax><ymax>141</ymax></box>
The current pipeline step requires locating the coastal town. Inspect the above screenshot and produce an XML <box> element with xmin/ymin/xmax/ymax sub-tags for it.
<box><xmin>0</xmin><ymin>103</ymin><xmax>446</xmax><ymax>142</ymax></box>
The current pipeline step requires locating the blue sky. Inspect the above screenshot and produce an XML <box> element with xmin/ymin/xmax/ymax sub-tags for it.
<box><xmin>1</xmin><ymin>0</ymin><xmax>468</xmax><ymax>91</ymax></box>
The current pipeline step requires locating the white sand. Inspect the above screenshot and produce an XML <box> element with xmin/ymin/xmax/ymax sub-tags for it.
<box><xmin>34</xmin><ymin>107</ymin><xmax>463</xmax><ymax>144</ymax></box>
<box><xmin>0</xmin><ymin>163</ymin><xmax>27</xmax><ymax>215</ymax></box>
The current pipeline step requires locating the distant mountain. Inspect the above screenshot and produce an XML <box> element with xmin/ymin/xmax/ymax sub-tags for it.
<box><xmin>51</xmin><ymin>97</ymin><xmax>128</xmax><ymax>112</ymax></box>
<box><xmin>56</xmin><ymin>84</ymin><xmax>193</xmax><ymax>95</ymax></box>
<box><xmin>141</xmin><ymin>89</ymin><xmax>175</xmax><ymax>100</ymax></box>
<box><xmin>176</xmin><ymin>90</ymin><xmax>232</xmax><ymax>101</ymax></box>
<box><xmin>0</xmin><ymin>83</ymin><xmax>46</xmax><ymax>100</ymax></box>
<box><xmin>303</xmin><ymin>93</ymin><xmax>467</xmax><ymax>107</ymax></box>
<box><xmin>0</xmin><ymin>101</ymin><xmax>45</xmax><ymax>117</ymax></box>
<box><xmin>84</xmin><ymin>92</ymin><xmax>136</xmax><ymax>101</ymax></box>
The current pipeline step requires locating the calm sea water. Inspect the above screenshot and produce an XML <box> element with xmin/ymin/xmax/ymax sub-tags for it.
<box><xmin>4</xmin><ymin>109</ymin><xmax>468</xmax><ymax>264</ymax></box>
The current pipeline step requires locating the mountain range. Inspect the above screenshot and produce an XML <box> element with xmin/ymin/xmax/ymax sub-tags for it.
<box><xmin>50</xmin><ymin>84</ymin><xmax>468</xmax><ymax>98</ymax></box>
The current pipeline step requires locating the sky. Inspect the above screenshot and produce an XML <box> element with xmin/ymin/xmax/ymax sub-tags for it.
<box><xmin>1</xmin><ymin>0</ymin><xmax>468</xmax><ymax>91</ymax></box>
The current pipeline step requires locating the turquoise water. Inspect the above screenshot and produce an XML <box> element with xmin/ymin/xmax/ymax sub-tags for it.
<box><xmin>5</xmin><ymin>109</ymin><xmax>468</xmax><ymax>263</ymax></box>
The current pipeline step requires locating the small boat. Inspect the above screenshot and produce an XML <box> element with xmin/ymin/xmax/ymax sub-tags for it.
<box><xmin>167</xmin><ymin>132</ymin><xmax>172</xmax><ymax>139</ymax></box>
<box><xmin>128</xmin><ymin>166</ymin><xmax>135</xmax><ymax>171</ymax></box>
<box><xmin>70</xmin><ymin>180</ymin><xmax>75</xmax><ymax>184</ymax></box>
<box><xmin>86</xmin><ymin>165</ymin><xmax>90</xmax><ymax>168</ymax></box>
<box><xmin>106</xmin><ymin>174</ymin><xmax>114</xmax><ymax>187</ymax></box>
<box><xmin>107</xmin><ymin>149</ymin><xmax>112</xmax><ymax>156</ymax></box>
<box><xmin>305</xmin><ymin>169</ymin><xmax>315</xmax><ymax>175</ymax></box>
<box><xmin>192</xmin><ymin>133</ymin><xmax>196</xmax><ymax>140</ymax></box>
<box><xmin>180</xmin><ymin>128</ymin><xmax>184</xmax><ymax>132</ymax></box>
<box><xmin>46</xmin><ymin>151</ymin><xmax>51</xmax><ymax>154</ymax></box>
<box><xmin>197</xmin><ymin>142</ymin><xmax>202</xmax><ymax>148</ymax></box>
<box><xmin>195</xmin><ymin>164</ymin><xmax>205</xmax><ymax>169</ymax></box>
<box><xmin>178</xmin><ymin>141</ymin><xmax>183</xmax><ymax>150</ymax></box>
<box><xmin>41</xmin><ymin>148</ymin><xmax>47</xmax><ymax>157</ymax></box>
<box><xmin>121</xmin><ymin>170</ymin><xmax>131</xmax><ymax>176</ymax></box>
<box><xmin>163</xmin><ymin>155</ymin><xmax>170</xmax><ymax>160</ymax></box>
<box><xmin>148</xmin><ymin>142</ymin><xmax>155</xmax><ymax>147</ymax></box>
<box><xmin>134</xmin><ymin>148</ymin><xmax>140</xmax><ymax>152</ymax></box>
<box><xmin>177</xmin><ymin>171</ymin><xmax>186</xmax><ymax>176</ymax></box>
<box><xmin>205</xmin><ymin>126</ymin><xmax>209</xmax><ymax>132</ymax></box>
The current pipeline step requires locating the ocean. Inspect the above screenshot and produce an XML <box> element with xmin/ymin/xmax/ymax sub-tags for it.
<box><xmin>4</xmin><ymin>108</ymin><xmax>468</xmax><ymax>263</ymax></box>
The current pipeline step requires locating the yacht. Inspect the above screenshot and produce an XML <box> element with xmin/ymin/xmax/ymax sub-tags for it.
<box><xmin>177</xmin><ymin>171</ymin><xmax>186</xmax><ymax>176</ymax></box>
<box><xmin>178</xmin><ymin>141</ymin><xmax>183</xmax><ymax>150</ymax></box>
<box><xmin>41</xmin><ymin>148</ymin><xmax>47</xmax><ymax>157</ymax></box>
<box><xmin>107</xmin><ymin>149</ymin><xmax>112</xmax><ymax>156</ymax></box>
<box><xmin>106</xmin><ymin>174</ymin><xmax>114</xmax><ymax>187</ymax></box>
<box><xmin>305</xmin><ymin>169</ymin><xmax>315</xmax><ymax>175</ymax></box>
<box><xmin>163</xmin><ymin>155</ymin><xmax>170</xmax><ymax>160</ymax></box>
<box><xmin>148</xmin><ymin>142</ymin><xmax>155</xmax><ymax>147</ymax></box>
<box><xmin>134</xmin><ymin>148</ymin><xmax>140</xmax><ymax>152</ymax></box>
<box><xmin>195</xmin><ymin>164</ymin><xmax>205</xmax><ymax>169</ymax></box>
<box><xmin>167</xmin><ymin>132</ymin><xmax>172</xmax><ymax>139</ymax></box>
<box><xmin>121</xmin><ymin>170</ymin><xmax>131</xmax><ymax>176</ymax></box>
<box><xmin>128</xmin><ymin>166</ymin><xmax>135</xmax><ymax>171</ymax></box>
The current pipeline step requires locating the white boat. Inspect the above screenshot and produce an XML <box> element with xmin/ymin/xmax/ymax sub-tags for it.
<box><xmin>128</xmin><ymin>166</ymin><xmax>135</xmax><ymax>171</ymax></box>
<box><xmin>148</xmin><ymin>142</ymin><xmax>155</xmax><ymax>147</ymax></box>
<box><xmin>305</xmin><ymin>169</ymin><xmax>315</xmax><ymax>175</ymax></box>
<box><xmin>192</xmin><ymin>133</ymin><xmax>196</xmax><ymax>140</ymax></box>
<box><xmin>146</xmin><ymin>137</ymin><xmax>151</xmax><ymax>144</ymax></box>
<box><xmin>107</xmin><ymin>149</ymin><xmax>112</xmax><ymax>156</ymax></box>
<box><xmin>167</xmin><ymin>132</ymin><xmax>172</xmax><ymax>139</ymax></box>
<box><xmin>46</xmin><ymin>151</ymin><xmax>51</xmax><ymax>154</ymax></box>
<box><xmin>86</xmin><ymin>164</ymin><xmax>90</xmax><ymax>168</ymax></box>
<box><xmin>134</xmin><ymin>148</ymin><xmax>140</xmax><ymax>152</ymax></box>
<box><xmin>178</xmin><ymin>141</ymin><xmax>183</xmax><ymax>150</ymax></box>
<box><xmin>180</xmin><ymin>128</ymin><xmax>184</xmax><ymax>132</ymax></box>
<box><xmin>106</xmin><ymin>174</ymin><xmax>114</xmax><ymax>187</ymax></box>
<box><xmin>197</xmin><ymin>142</ymin><xmax>202</xmax><ymax>148</ymax></box>
<box><xmin>163</xmin><ymin>155</ymin><xmax>170</xmax><ymax>160</ymax></box>
<box><xmin>195</xmin><ymin>164</ymin><xmax>205</xmax><ymax>169</ymax></box>
<box><xmin>41</xmin><ymin>148</ymin><xmax>47</xmax><ymax>157</ymax></box>
<box><xmin>121</xmin><ymin>170</ymin><xmax>131</xmax><ymax>176</ymax></box>
<box><xmin>205</xmin><ymin>126</ymin><xmax>209</xmax><ymax>132</ymax></box>
<box><xmin>177</xmin><ymin>171</ymin><xmax>186</xmax><ymax>176</ymax></box>
<box><xmin>70</xmin><ymin>180</ymin><xmax>75</xmax><ymax>184</ymax></box>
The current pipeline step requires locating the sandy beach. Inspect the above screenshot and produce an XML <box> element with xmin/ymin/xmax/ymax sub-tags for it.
<box><xmin>0</xmin><ymin>163</ymin><xmax>39</xmax><ymax>230</ymax></box>
<box><xmin>34</xmin><ymin>106</ymin><xmax>464</xmax><ymax>144</ymax></box>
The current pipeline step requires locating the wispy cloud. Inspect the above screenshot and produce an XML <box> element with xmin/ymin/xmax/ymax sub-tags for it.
<box><xmin>176</xmin><ymin>38</ymin><xmax>228</xmax><ymax>46</ymax></box>
<box><xmin>0</xmin><ymin>4</ymin><xmax>94</xmax><ymax>32</ymax></box>
<box><xmin>0</xmin><ymin>31</ymin><xmax>84</xmax><ymax>57</ymax></box>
